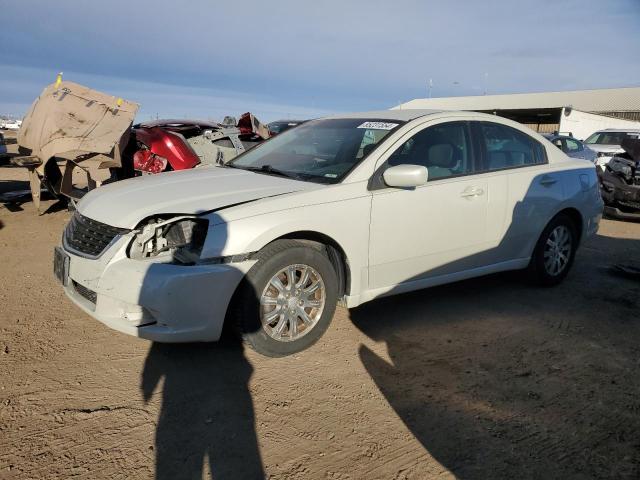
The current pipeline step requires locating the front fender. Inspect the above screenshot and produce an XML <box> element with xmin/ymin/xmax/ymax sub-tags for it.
<box><xmin>201</xmin><ymin>196</ymin><xmax>372</xmax><ymax>298</ymax></box>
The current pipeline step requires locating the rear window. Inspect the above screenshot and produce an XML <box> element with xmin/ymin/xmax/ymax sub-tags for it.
<box><xmin>476</xmin><ymin>122</ymin><xmax>547</xmax><ymax>171</ymax></box>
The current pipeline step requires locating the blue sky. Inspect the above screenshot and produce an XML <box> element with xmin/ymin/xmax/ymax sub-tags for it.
<box><xmin>1</xmin><ymin>0</ymin><xmax>639</xmax><ymax>122</ymax></box>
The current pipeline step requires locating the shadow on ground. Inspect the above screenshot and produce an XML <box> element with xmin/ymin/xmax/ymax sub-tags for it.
<box><xmin>351</xmin><ymin>233</ymin><xmax>640</xmax><ymax>479</ymax></box>
<box><xmin>0</xmin><ymin>179</ymin><xmax>63</xmax><ymax>213</ymax></box>
<box><xmin>141</xmin><ymin>340</ymin><xmax>264</xmax><ymax>479</ymax></box>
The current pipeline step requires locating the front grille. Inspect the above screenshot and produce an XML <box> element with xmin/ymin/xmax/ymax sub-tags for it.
<box><xmin>73</xmin><ymin>281</ymin><xmax>97</xmax><ymax>305</ymax></box>
<box><xmin>64</xmin><ymin>212</ymin><xmax>130</xmax><ymax>258</ymax></box>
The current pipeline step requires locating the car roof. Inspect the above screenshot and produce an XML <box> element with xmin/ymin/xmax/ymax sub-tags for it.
<box><xmin>595</xmin><ymin>128</ymin><xmax>640</xmax><ymax>133</ymax></box>
<box><xmin>543</xmin><ymin>133</ymin><xmax>575</xmax><ymax>139</ymax></box>
<box><xmin>269</xmin><ymin>119</ymin><xmax>307</xmax><ymax>124</ymax></box>
<box><xmin>136</xmin><ymin>119</ymin><xmax>221</xmax><ymax>129</ymax></box>
<box><xmin>325</xmin><ymin>109</ymin><xmax>443</xmax><ymax>122</ymax></box>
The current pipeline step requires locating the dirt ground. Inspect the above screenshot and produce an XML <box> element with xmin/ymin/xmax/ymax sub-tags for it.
<box><xmin>1</xmin><ymin>162</ymin><xmax>639</xmax><ymax>480</ymax></box>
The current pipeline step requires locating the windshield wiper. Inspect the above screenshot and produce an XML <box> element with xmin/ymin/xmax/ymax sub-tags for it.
<box><xmin>239</xmin><ymin>164</ymin><xmax>301</xmax><ymax>180</ymax></box>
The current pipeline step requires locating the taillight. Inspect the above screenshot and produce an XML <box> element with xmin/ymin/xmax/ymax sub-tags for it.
<box><xmin>133</xmin><ymin>149</ymin><xmax>168</xmax><ymax>174</ymax></box>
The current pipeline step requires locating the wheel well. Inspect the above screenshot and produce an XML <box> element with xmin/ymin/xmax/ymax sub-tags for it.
<box><xmin>42</xmin><ymin>157</ymin><xmax>63</xmax><ymax>197</ymax></box>
<box><xmin>276</xmin><ymin>231</ymin><xmax>351</xmax><ymax>298</ymax></box>
<box><xmin>222</xmin><ymin>232</ymin><xmax>351</xmax><ymax>339</ymax></box>
<box><xmin>556</xmin><ymin>208</ymin><xmax>583</xmax><ymax>245</ymax></box>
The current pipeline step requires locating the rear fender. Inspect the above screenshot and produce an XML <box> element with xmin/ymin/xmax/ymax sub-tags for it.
<box><xmin>134</xmin><ymin>127</ymin><xmax>200</xmax><ymax>171</ymax></box>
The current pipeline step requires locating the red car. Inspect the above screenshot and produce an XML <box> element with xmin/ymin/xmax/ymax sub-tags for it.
<box><xmin>130</xmin><ymin>113</ymin><xmax>271</xmax><ymax>174</ymax></box>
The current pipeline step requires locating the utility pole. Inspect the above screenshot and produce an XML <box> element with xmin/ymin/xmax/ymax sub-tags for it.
<box><xmin>428</xmin><ymin>78</ymin><xmax>433</xmax><ymax>99</ymax></box>
<box><xmin>483</xmin><ymin>72</ymin><xmax>489</xmax><ymax>96</ymax></box>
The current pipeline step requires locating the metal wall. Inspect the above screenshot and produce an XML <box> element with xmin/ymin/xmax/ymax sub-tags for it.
<box><xmin>522</xmin><ymin>123</ymin><xmax>560</xmax><ymax>133</ymax></box>
<box><xmin>594</xmin><ymin>111</ymin><xmax>640</xmax><ymax>122</ymax></box>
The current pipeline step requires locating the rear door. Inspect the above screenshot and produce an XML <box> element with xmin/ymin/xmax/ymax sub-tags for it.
<box><xmin>472</xmin><ymin>121</ymin><xmax>563</xmax><ymax>263</ymax></box>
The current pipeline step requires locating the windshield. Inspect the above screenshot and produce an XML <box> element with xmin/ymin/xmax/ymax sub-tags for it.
<box><xmin>229</xmin><ymin>118</ymin><xmax>403</xmax><ymax>183</ymax></box>
<box><xmin>585</xmin><ymin>131</ymin><xmax>640</xmax><ymax>145</ymax></box>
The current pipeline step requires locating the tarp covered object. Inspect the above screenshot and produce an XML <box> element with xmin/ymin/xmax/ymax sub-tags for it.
<box><xmin>18</xmin><ymin>81</ymin><xmax>139</xmax><ymax>171</ymax></box>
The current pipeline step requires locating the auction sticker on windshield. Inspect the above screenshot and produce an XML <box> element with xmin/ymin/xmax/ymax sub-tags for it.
<box><xmin>357</xmin><ymin>122</ymin><xmax>398</xmax><ymax>130</ymax></box>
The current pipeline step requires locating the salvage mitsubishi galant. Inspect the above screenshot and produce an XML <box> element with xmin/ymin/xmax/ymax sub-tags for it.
<box><xmin>54</xmin><ymin>110</ymin><xmax>603</xmax><ymax>356</ymax></box>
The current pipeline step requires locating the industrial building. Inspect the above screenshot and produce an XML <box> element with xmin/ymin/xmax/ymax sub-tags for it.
<box><xmin>395</xmin><ymin>87</ymin><xmax>640</xmax><ymax>140</ymax></box>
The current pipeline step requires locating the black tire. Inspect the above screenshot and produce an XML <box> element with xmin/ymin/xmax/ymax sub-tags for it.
<box><xmin>231</xmin><ymin>240</ymin><xmax>339</xmax><ymax>357</ymax></box>
<box><xmin>42</xmin><ymin>158</ymin><xmax>63</xmax><ymax>199</ymax></box>
<box><xmin>526</xmin><ymin>213</ymin><xmax>578</xmax><ymax>287</ymax></box>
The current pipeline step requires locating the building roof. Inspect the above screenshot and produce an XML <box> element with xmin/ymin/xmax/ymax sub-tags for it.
<box><xmin>327</xmin><ymin>109</ymin><xmax>442</xmax><ymax>121</ymax></box>
<box><xmin>395</xmin><ymin>87</ymin><xmax>640</xmax><ymax>113</ymax></box>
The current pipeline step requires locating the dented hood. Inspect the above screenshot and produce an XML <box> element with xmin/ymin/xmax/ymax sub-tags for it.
<box><xmin>77</xmin><ymin>166</ymin><xmax>320</xmax><ymax>228</ymax></box>
<box><xmin>18</xmin><ymin>81</ymin><xmax>138</xmax><ymax>166</ymax></box>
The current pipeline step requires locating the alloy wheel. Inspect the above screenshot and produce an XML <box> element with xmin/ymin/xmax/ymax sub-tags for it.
<box><xmin>260</xmin><ymin>264</ymin><xmax>326</xmax><ymax>342</ymax></box>
<box><xmin>543</xmin><ymin>225</ymin><xmax>572</xmax><ymax>276</ymax></box>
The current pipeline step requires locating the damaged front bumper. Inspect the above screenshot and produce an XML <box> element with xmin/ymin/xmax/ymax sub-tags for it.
<box><xmin>60</xmin><ymin>236</ymin><xmax>255</xmax><ymax>342</ymax></box>
<box><xmin>598</xmin><ymin>143</ymin><xmax>640</xmax><ymax>222</ymax></box>
<box><xmin>603</xmin><ymin>206</ymin><xmax>640</xmax><ymax>221</ymax></box>
<box><xmin>600</xmin><ymin>181</ymin><xmax>640</xmax><ymax>221</ymax></box>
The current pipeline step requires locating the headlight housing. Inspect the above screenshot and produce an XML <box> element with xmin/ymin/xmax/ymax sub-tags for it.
<box><xmin>128</xmin><ymin>217</ymin><xmax>208</xmax><ymax>264</ymax></box>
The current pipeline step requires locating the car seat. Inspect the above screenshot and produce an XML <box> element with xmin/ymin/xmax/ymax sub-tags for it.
<box><xmin>425</xmin><ymin>144</ymin><xmax>456</xmax><ymax>178</ymax></box>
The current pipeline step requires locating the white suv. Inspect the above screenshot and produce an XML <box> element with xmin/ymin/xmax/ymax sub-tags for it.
<box><xmin>584</xmin><ymin>129</ymin><xmax>640</xmax><ymax>168</ymax></box>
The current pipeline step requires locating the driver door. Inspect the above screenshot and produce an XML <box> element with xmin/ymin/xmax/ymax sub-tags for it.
<box><xmin>368</xmin><ymin>121</ymin><xmax>489</xmax><ymax>290</ymax></box>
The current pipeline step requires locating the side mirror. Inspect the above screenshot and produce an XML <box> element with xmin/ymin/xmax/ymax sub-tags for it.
<box><xmin>383</xmin><ymin>164</ymin><xmax>428</xmax><ymax>188</ymax></box>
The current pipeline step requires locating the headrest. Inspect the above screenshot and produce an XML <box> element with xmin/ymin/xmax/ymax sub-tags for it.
<box><xmin>428</xmin><ymin>144</ymin><xmax>455</xmax><ymax>168</ymax></box>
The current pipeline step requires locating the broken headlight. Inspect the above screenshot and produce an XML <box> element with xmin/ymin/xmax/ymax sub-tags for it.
<box><xmin>129</xmin><ymin>217</ymin><xmax>208</xmax><ymax>264</ymax></box>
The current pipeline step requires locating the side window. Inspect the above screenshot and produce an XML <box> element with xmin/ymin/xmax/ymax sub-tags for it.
<box><xmin>565</xmin><ymin>138</ymin><xmax>582</xmax><ymax>152</ymax></box>
<box><xmin>387</xmin><ymin>122</ymin><xmax>474</xmax><ymax>180</ymax></box>
<box><xmin>477</xmin><ymin>122</ymin><xmax>547</xmax><ymax>171</ymax></box>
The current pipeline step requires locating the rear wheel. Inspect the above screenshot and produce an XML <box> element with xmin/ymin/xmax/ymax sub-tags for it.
<box><xmin>526</xmin><ymin>213</ymin><xmax>577</xmax><ymax>286</ymax></box>
<box><xmin>231</xmin><ymin>240</ymin><xmax>338</xmax><ymax>357</ymax></box>
<box><xmin>42</xmin><ymin>158</ymin><xmax>63</xmax><ymax>199</ymax></box>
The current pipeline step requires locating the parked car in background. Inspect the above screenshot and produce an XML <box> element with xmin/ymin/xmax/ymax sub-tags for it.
<box><xmin>0</xmin><ymin>132</ymin><xmax>6</xmax><ymax>156</ymax></box>
<box><xmin>598</xmin><ymin>137</ymin><xmax>640</xmax><ymax>221</ymax></box>
<box><xmin>54</xmin><ymin>110</ymin><xmax>602</xmax><ymax>357</ymax></box>
<box><xmin>584</xmin><ymin>129</ymin><xmax>640</xmax><ymax>168</ymax></box>
<box><xmin>542</xmin><ymin>133</ymin><xmax>597</xmax><ymax>162</ymax></box>
<box><xmin>0</xmin><ymin>119</ymin><xmax>21</xmax><ymax>130</ymax></box>
<box><xmin>131</xmin><ymin>113</ymin><xmax>270</xmax><ymax>174</ymax></box>
<box><xmin>267</xmin><ymin>119</ymin><xmax>308</xmax><ymax>136</ymax></box>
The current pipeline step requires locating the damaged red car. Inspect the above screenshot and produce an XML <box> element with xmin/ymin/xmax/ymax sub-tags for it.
<box><xmin>130</xmin><ymin>113</ymin><xmax>270</xmax><ymax>174</ymax></box>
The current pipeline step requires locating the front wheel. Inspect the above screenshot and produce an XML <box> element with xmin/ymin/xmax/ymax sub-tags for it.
<box><xmin>231</xmin><ymin>240</ymin><xmax>339</xmax><ymax>357</ymax></box>
<box><xmin>526</xmin><ymin>213</ymin><xmax>577</xmax><ymax>286</ymax></box>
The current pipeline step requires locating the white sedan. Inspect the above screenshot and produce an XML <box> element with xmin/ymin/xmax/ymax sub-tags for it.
<box><xmin>55</xmin><ymin>110</ymin><xmax>603</xmax><ymax>356</ymax></box>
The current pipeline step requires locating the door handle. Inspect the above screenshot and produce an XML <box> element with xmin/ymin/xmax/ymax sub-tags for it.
<box><xmin>540</xmin><ymin>175</ymin><xmax>558</xmax><ymax>186</ymax></box>
<box><xmin>460</xmin><ymin>186</ymin><xmax>484</xmax><ymax>198</ymax></box>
